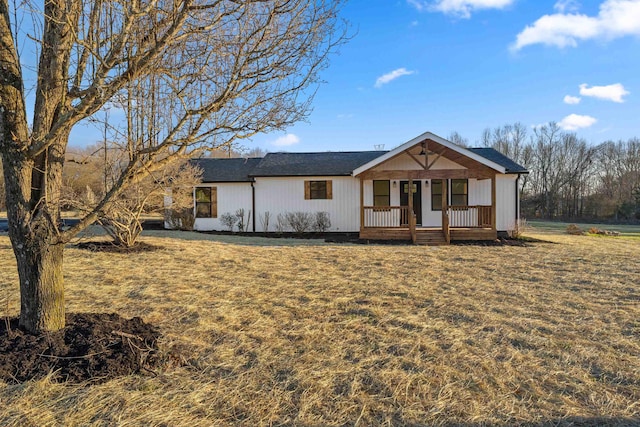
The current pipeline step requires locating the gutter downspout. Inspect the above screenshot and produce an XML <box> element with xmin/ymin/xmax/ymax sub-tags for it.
<box><xmin>251</xmin><ymin>181</ymin><xmax>256</xmax><ymax>232</ymax></box>
<box><xmin>515</xmin><ymin>174</ymin><xmax>520</xmax><ymax>223</ymax></box>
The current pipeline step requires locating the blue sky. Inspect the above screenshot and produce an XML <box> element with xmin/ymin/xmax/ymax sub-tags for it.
<box><xmin>66</xmin><ymin>0</ymin><xmax>640</xmax><ymax>152</ymax></box>
<box><xmin>247</xmin><ymin>0</ymin><xmax>640</xmax><ymax>152</ymax></box>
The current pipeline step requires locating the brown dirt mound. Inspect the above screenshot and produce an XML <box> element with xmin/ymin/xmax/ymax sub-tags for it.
<box><xmin>75</xmin><ymin>241</ymin><xmax>160</xmax><ymax>253</ymax></box>
<box><xmin>0</xmin><ymin>312</ymin><xmax>161</xmax><ymax>384</ymax></box>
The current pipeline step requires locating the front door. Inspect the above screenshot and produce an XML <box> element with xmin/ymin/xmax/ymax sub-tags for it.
<box><xmin>400</xmin><ymin>181</ymin><xmax>422</xmax><ymax>225</ymax></box>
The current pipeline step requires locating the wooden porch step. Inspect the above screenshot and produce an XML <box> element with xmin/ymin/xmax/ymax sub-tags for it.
<box><xmin>415</xmin><ymin>230</ymin><xmax>447</xmax><ymax>246</ymax></box>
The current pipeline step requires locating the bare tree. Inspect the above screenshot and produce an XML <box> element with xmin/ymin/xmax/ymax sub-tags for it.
<box><xmin>448</xmin><ymin>131</ymin><xmax>468</xmax><ymax>147</ymax></box>
<box><xmin>0</xmin><ymin>0</ymin><xmax>346</xmax><ymax>332</ymax></box>
<box><xmin>63</xmin><ymin>145</ymin><xmax>110</xmax><ymax>206</ymax></box>
<box><xmin>96</xmin><ymin>159</ymin><xmax>202</xmax><ymax>247</ymax></box>
<box><xmin>481</xmin><ymin>122</ymin><xmax>533</xmax><ymax>209</ymax></box>
<box><xmin>203</xmin><ymin>144</ymin><xmax>267</xmax><ymax>158</ymax></box>
<box><xmin>527</xmin><ymin>123</ymin><xmax>596</xmax><ymax>218</ymax></box>
<box><xmin>242</xmin><ymin>146</ymin><xmax>269</xmax><ymax>158</ymax></box>
<box><xmin>164</xmin><ymin>162</ymin><xmax>203</xmax><ymax>231</ymax></box>
<box><xmin>482</xmin><ymin>123</ymin><xmax>531</xmax><ymax>168</ymax></box>
<box><xmin>593</xmin><ymin>138</ymin><xmax>640</xmax><ymax>219</ymax></box>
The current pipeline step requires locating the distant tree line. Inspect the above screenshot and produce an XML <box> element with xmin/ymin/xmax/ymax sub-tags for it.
<box><xmin>476</xmin><ymin>122</ymin><xmax>640</xmax><ymax>222</ymax></box>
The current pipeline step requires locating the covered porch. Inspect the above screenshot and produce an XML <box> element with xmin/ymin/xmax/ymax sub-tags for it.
<box><xmin>357</xmin><ymin>175</ymin><xmax>497</xmax><ymax>244</ymax></box>
<box><xmin>359</xmin><ymin>204</ymin><xmax>497</xmax><ymax>244</ymax></box>
<box><xmin>353</xmin><ymin>135</ymin><xmax>502</xmax><ymax>245</ymax></box>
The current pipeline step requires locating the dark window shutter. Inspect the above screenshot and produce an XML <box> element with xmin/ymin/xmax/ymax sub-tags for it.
<box><xmin>304</xmin><ymin>181</ymin><xmax>311</xmax><ymax>200</ymax></box>
<box><xmin>211</xmin><ymin>187</ymin><xmax>218</xmax><ymax>218</ymax></box>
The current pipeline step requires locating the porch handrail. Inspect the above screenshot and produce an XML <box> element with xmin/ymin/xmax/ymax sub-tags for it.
<box><xmin>448</xmin><ymin>205</ymin><xmax>492</xmax><ymax>228</ymax></box>
<box><xmin>363</xmin><ymin>206</ymin><xmax>410</xmax><ymax>228</ymax></box>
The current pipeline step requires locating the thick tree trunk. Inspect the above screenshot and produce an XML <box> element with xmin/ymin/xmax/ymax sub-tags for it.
<box><xmin>1</xmin><ymin>149</ymin><xmax>67</xmax><ymax>332</ymax></box>
<box><xmin>2</xmin><ymin>146</ymin><xmax>67</xmax><ymax>332</ymax></box>
<box><xmin>14</xmin><ymin>233</ymin><xmax>66</xmax><ymax>332</ymax></box>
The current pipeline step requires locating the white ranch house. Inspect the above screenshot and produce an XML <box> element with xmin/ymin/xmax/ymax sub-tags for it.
<box><xmin>172</xmin><ymin>132</ymin><xmax>528</xmax><ymax>244</ymax></box>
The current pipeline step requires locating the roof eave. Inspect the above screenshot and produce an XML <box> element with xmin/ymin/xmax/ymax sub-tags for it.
<box><xmin>250</xmin><ymin>173</ymin><xmax>353</xmax><ymax>178</ymax></box>
<box><xmin>352</xmin><ymin>131</ymin><xmax>507</xmax><ymax>176</ymax></box>
<box><xmin>201</xmin><ymin>180</ymin><xmax>255</xmax><ymax>183</ymax></box>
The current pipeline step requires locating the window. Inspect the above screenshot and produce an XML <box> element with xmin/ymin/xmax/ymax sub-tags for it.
<box><xmin>431</xmin><ymin>179</ymin><xmax>468</xmax><ymax>210</ymax></box>
<box><xmin>304</xmin><ymin>180</ymin><xmax>332</xmax><ymax>200</ymax></box>
<box><xmin>431</xmin><ymin>179</ymin><xmax>447</xmax><ymax>211</ymax></box>
<box><xmin>195</xmin><ymin>187</ymin><xmax>217</xmax><ymax>218</ymax></box>
<box><xmin>451</xmin><ymin>179</ymin><xmax>468</xmax><ymax>206</ymax></box>
<box><xmin>373</xmin><ymin>180</ymin><xmax>390</xmax><ymax>206</ymax></box>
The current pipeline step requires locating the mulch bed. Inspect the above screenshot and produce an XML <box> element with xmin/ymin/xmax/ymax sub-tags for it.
<box><xmin>329</xmin><ymin>235</ymin><xmax>544</xmax><ymax>246</ymax></box>
<box><xmin>0</xmin><ymin>313</ymin><xmax>162</xmax><ymax>384</ymax></box>
<box><xmin>75</xmin><ymin>241</ymin><xmax>160</xmax><ymax>253</ymax></box>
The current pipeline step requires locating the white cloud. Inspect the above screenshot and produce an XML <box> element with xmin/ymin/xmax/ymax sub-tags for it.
<box><xmin>558</xmin><ymin>113</ymin><xmax>597</xmax><ymax>130</ymax></box>
<box><xmin>554</xmin><ymin>0</ymin><xmax>581</xmax><ymax>13</ymax></box>
<box><xmin>563</xmin><ymin>95</ymin><xmax>582</xmax><ymax>104</ymax></box>
<box><xmin>271</xmin><ymin>133</ymin><xmax>300</xmax><ymax>147</ymax></box>
<box><xmin>407</xmin><ymin>0</ymin><xmax>514</xmax><ymax>18</ymax></box>
<box><xmin>579</xmin><ymin>83</ymin><xmax>629</xmax><ymax>102</ymax></box>
<box><xmin>512</xmin><ymin>0</ymin><xmax>640</xmax><ymax>51</ymax></box>
<box><xmin>374</xmin><ymin>68</ymin><xmax>415</xmax><ymax>88</ymax></box>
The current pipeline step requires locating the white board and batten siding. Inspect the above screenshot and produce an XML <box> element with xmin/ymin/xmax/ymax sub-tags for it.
<box><xmin>455</xmin><ymin>175</ymin><xmax>518</xmax><ymax>231</ymax></box>
<box><xmin>193</xmin><ymin>182</ymin><xmax>253</xmax><ymax>232</ymax></box>
<box><xmin>254</xmin><ymin>176</ymin><xmax>360</xmax><ymax>232</ymax></box>
<box><xmin>495</xmin><ymin>174</ymin><xmax>518</xmax><ymax>232</ymax></box>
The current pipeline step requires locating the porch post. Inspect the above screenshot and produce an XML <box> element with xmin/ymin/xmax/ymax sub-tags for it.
<box><xmin>407</xmin><ymin>178</ymin><xmax>413</xmax><ymax>215</ymax></box>
<box><xmin>491</xmin><ymin>174</ymin><xmax>497</xmax><ymax>233</ymax></box>
<box><xmin>408</xmin><ymin>178</ymin><xmax>416</xmax><ymax>243</ymax></box>
<box><xmin>442</xmin><ymin>180</ymin><xmax>450</xmax><ymax>244</ymax></box>
<box><xmin>359</xmin><ymin>177</ymin><xmax>364</xmax><ymax>232</ymax></box>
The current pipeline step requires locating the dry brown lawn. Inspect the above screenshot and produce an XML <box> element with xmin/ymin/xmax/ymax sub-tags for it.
<box><xmin>0</xmin><ymin>230</ymin><xmax>639</xmax><ymax>426</ymax></box>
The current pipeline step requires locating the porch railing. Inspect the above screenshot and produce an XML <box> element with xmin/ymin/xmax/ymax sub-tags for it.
<box><xmin>363</xmin><ymin>206</ymin><xmax>410</xmax><ymax>228</ymax></box>
<box><xmin>363</xmin><ymin>205</ymin><xmax>493</xmax><ymax>229</ymax></box>
<box><xmin>448</xmin><ymin>205</ymin><xmax>492</xmax><ymax>228</ymax></box>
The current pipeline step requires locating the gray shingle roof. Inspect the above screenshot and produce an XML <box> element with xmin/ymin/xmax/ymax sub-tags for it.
<box><xmin>190</xmin><ymin>148</ymin><xmax>527</xmax><ymax>182</ymax></box>
<box><xmin>189</xmin><ymin>158</ymin><xmax>262</xmax><ymax>182</ymax></box>
<box><xmin>249</xmin><ymin>151</ymin><xmax>387</xmax><ymax>177</ymax></box>
<box><xmin>468</xmin><ymin>148</ymin><xmax>529</xmax><ymax>174</ymax></box>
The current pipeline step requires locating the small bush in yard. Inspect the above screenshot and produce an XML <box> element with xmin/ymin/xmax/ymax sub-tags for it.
<box><xmin>260</xmin><ymin>211</ymin><xmax>271</xmax><ymax>232</ymax></box>
<box><xmin>166</xmin><ymin>208</ymin><xmax>195</xmax><ymax>231</ymax></box>
<box><xmin>275</xmin><ymin>213</ymin><xmax>287</xmax><ymax>233</ymax></box>
<box><xmin>235</xmin><ymin>208</ymin><xmax>247</xmax><ymax>232</ymax></box>
<box><xmin>566</xmin><ymin>224</ymin><xmax>583</xmax><ymax>235</ymax></box>
<box><xmin>285</xmin><ymin>212</ymin><xmax>313</xmax><ymax>233</ymax></box>
<box><xmin>508</xmin><ymin>218</ymin><xmax>528</xmax><ymax>239</ymax></box>
<box><xmin>220</xmin><ymin>212</ymin><xmax>237</xmax><ymax>232</ymax></box>
<box><xmin>314</xmin><ymin>211</ymin><xmax>331</xmax><ymax>232</ymax></box>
